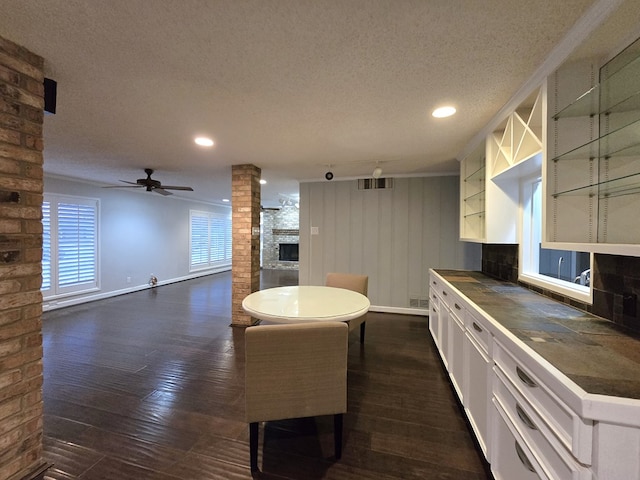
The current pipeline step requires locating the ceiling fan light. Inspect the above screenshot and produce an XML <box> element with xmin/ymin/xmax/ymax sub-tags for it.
<box><xmin>372</xmin><ymin>167</ymin><xmax>383</xmax><ymax>178</ymax></box>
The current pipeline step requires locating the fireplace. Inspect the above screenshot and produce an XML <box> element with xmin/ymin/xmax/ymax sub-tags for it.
<box><xmin>279</xmin><ymin>243</ymin><xmax>299</xmax><ymax>262</ymax></box>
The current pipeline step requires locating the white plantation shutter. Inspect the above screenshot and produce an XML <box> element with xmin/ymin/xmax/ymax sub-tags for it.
<box><xmin>190</xmin><ymin>212</ymin><xmax>210</xmax><ymax>267</ymax></box>
<box><xmin>209</xmin><ymin>214</ymin><xmax>226</xmax><ymax>263</ymax></box>
<box><xmin>57</xmin><ymin>203</ymin><xmax>97</xmax><ymax>287</ymax></box>
<box><xmin>41</xmin><ymin>201</ymin><xmax>51</xmax><ymax>291</ymax></box>
<box><xmin>42</xmin><ymin>194</ymin><xmax>99</xmax><ymax>297</ymax></box>
<box><xmin>190</xmin><ymin>210</ymin><xmax>232</xmax><ymax>270</ymax></box>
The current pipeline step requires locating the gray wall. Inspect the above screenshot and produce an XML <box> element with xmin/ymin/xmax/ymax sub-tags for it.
<box><xmin>299</xmin><ymin>176</ymin><xmax>481</xmax><ymax>311</ymax></box>
<box><xmin>44</xmin><ymin>176</ymin><xmax>231</xmax><ymax>309</ymax></box>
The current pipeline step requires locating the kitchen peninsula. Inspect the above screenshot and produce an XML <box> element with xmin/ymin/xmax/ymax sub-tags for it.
<box><xmin>430</xmin><ymin>269</ymin><xmax>640</xmax><ymax>480</ymax></box>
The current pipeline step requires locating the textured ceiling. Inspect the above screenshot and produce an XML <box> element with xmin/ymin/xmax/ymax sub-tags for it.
<box><xmin>0</xmin><ymin>0</ymin><xmax>618</xmax><ymax>206</ymax></box>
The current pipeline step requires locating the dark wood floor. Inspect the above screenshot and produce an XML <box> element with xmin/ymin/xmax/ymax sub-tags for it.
<box><xmin>42</xmin><ymin>270</ymin><xmax>490</xmax><ymax>479</ymax></box>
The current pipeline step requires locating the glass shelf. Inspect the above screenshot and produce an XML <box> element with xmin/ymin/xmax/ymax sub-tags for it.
<box><xmin>464</xmin><ymin>210</ymin><xmax>485</xmax><ymax>219</ymax></box>
<box><xmin>464</xmin><ymin>190</ymin><xmax>485</xmax><ymax>203</ymax></box>
<box><xmin>551</xmin><ymin>117</ymin><xmax>640</xmax><ymax>162</ymax></box>
<box><xmin>464</xmin><ymin>165</ymin><xmax>485</xmax><ymax>183</ymax></box>
<box><xmin>554</xmin><ymin>54</ymin><xmax>640</xmax><ymax>120</ymax></box>
<box><xmin>552</xmin><ymin>171</ymin><xmax>640</xmax><ymax>198</ymax></box>
<box><xmin>553</xmin><ymin>85</ymin><xmax>600</xmax><ymax>119</ymax></box>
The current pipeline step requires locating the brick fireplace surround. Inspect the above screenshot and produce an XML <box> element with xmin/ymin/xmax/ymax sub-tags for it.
<box><xmin>0</xmin><ymin>36</ymin><xmax>49</xmax><ymax>480</ymax></box>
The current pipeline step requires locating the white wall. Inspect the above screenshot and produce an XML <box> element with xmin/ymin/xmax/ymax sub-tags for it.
<box><xmin>44</xmin><ymin>176</ymin><xmax>231</xmax><ymax>309</ymax></box>
<box><xmin>299</xmin><ymin>176</ymin><xmax>481</xmax><ymax>313</ymax></box>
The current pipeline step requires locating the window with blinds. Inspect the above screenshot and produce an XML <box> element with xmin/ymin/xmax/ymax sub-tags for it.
<box><xmin>42</xmin><ymin>194</ymin><xmax>99</xmax><ymax>297</ymax></box>
<box><xmin>190</xmin><ymin>210</ymin><xmax>232</xmax><ymax>270</ymax></box>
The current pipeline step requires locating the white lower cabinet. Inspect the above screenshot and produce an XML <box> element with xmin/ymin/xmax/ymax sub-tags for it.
<box><xmin>429</xmin><ymin>291</ymin><xmax>440</xmax><ymax>350</ymax></box>
<box><xmin>492</xmin><ymin>399</ymin><xmax>548</xmax><ymax>480</ymax></box>
<box><xmin>449</xmin><ymin>305</ymin><xmax>465</xmax><ymax>400</ymax></box>
<box><xmin>439</xmin><ymin>302</ymin><xmax>450</xmax><ymax>369</ymax></box>
<box><xmin>464</xmin><ymin>329</ymin><xmax>491</xmax><ymax>456</ymax></box>
<box><xmin>493</xmin><ymin>340</ymin><xmax>592</xmax><ymax>464</ymax></box>
<box><xmin>429</xmin><ymin>270</ymin><xmax>640</xmax><ymax>480</ymax></box>
<box><xmin>492</xmin><ymin>368</ymin><xmax>591</xmax><ymax>480</ymax></box>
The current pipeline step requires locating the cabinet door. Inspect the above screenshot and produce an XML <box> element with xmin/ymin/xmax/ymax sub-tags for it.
<box><xmin>449</xmin><ymin>308</ymin><xmax>465</xmax><ymax>401</ymax></box>
<box><xmin>429</xmin><ymin>289</ymin><xmax>440</xmax><ymax>347</ymax></box>
<box><xmin>492</xmin><ymin>401</ymin><xmax>547</xmax><ymax>480</ymax></box>
<box><xmin>460</xmin><ymin>143</ymin><xmax>486</xmax><ymax>242</ymax></box>
<box><xmin>440</xmin><ymin>302</ymin><xmax>450</xmax><ymax>370</ymax></box>
<box><xmin>464</xmin><ymin>331</ymin><xmax>491</xmax><ymax>458</ymax></box>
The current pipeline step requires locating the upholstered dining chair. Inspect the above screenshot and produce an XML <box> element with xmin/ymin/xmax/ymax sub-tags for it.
<box><xmin>245</xmin><ymin>321</ymin><xmax>349</xmax><ymax>473</ymax></box>
<box><xmin>325</xmin><ymin>272</ymin><xmax>369</xmax><ymax>343</ymax></box>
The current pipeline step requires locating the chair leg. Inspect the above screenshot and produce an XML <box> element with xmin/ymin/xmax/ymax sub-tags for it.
<box><xmin>249</xmin><ymin>422</ymin><xmax>259</xmax><ymax>472</ymax></box>
<box><xmin>334</xmin><ymin>413</ymin><xmax>343</xmax><ymax>459</ymax></box>
<box><xmin>360</xmin><ymin>322</ymin><xmax>366</xmax><ymax>344</ymax></box>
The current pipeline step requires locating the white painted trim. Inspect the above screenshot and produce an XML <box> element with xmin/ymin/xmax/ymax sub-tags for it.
<box><xmin>298</xmin><ymin>171</ymin><xmax>460</xmax><ymax>184</ymax></box>
<box><xmin>369</xmin><ymin>305</ymin><xmax>429</xmax><ymax>317</ymax></box>
<box><xmin>43</xmin><ymin>267</ymin><xmax>231</xmax><ymax>311</ymax></box>
<box><xmin>457</xmin><ymin>0</ymin><xmax>625</xmax><ymax>162</ymax></box>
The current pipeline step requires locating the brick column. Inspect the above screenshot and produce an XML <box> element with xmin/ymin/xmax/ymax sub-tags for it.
<box><xmin>0</xmin><ymin>36</ymin><xmax>49</xmax><ymax>480</ymax></box>
<box><xmin>231</xmin><ymin>164</ymin><xmax>261</xmax><ymax>326</ymax></box>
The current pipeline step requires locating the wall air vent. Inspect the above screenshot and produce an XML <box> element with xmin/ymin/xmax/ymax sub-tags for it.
<box><xmin>357</xmin><ymin>178</ymin><xmax>394</xmax><ymax>190</ymax></box>
<box><xmin>409</xmin><ymin>297</ymin><xmax>429</xmax><ymax>309</ymax></box>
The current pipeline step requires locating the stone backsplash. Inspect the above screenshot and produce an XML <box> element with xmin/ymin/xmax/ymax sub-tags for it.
<box><xmin>481</xmin><ymin>244</ymin><xmax>640</xmax><ymax>334</ymax></box>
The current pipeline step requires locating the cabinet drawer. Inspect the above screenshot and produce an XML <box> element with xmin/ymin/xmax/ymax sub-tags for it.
<box><xmin>465</xmin><ymin>309</ymin><xmax>490</xmax><ymax>353</ymax></box>
<box><xmin>492</xmin><ymin>400</ymin><xmax>548</xmax><ymax>480</ymax></box>
<box><xmin>493</xmin><ymin>369</ymin><xmax>591</xmax><ymax>480</ymax></box>
<box><xmin>493</xmin><ymin>340</ymin><xmax>592</xmax><ymax>464</ymax></box>
<box><xmin>430</xmin><ymin>276</ymin><xmax>442</xmax><ymax>297</ymax></box>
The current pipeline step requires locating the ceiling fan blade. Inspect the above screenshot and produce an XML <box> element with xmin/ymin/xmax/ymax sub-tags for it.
<box><xmin>120</xmin><ymin>180</ymin><xmax>140</xmax><ymax>185</ymax></box>
<box><xmin>160</xmin><ymin>185</ymin><xmax>194</xmax><ymax>191</ymax></box>
<box><xmin>153</xmin><ymin>188</ymin><xmax>173</xmax><ymax>196</ymax></box>
<box><xmin>102</xmin><ymin>185</ymin><xmax>143</xmax><ymax>189</ymax></box>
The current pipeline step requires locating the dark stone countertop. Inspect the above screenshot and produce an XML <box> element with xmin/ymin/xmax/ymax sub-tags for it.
<box><xmin>434</xmin><ymin>269</ymin><xmax>640</xmax><ymax>400</ymax></box>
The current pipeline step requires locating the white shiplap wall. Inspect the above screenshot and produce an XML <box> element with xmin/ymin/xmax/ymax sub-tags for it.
<box><xmin>299</xmin><ymin>176</ymin><xmax>481</xmax><ymax>311</ymax></box>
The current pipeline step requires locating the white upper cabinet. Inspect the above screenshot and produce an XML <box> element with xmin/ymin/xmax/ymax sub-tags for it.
<box><xmin>545</xmin><ymin>35</ymin><xmax>640</xmax><ymax>255</ymax></box>
<box><xmin>460</xmin><ymin>87</ymin><xmax>544</xmax><ymax>243</ymax></box>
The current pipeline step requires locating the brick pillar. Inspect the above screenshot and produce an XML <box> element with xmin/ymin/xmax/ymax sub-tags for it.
<box><xmin>231</xmin><ymin>164</ymin><xmax>261</xmax><ymax>326</ymax></box>
<box><xmin>0</xmin><ymin>36</ymin><xmax>49</xmax><ymax>480</ymax></box>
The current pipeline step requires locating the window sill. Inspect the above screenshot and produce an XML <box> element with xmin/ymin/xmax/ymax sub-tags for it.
<box><xmin>518</xmin><ymin>272</ymin><xmax>592</xmax><ymax>304</ymax></box>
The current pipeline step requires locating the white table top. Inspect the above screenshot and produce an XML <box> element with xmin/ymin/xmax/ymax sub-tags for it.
<box><xmin>242</xmin><ymin>285</ymin><xmax>370</xmax><ymax>323</ymax></box>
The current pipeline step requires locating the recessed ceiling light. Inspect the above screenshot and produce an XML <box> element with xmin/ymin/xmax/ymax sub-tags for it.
<box><xmin>222</xmin><ymin>198</ymin><xmax>229</xmax><ymax>202</ymax></box>
<box><xmin>194</xmin><ymin>136</ymin><xmax>214</xmax><ymax>147</ymax></box>
<box><xmin>432</xmin><ymin>106</ymin><xmax>456</xmax><ymax>118</ymax></box>
<box><xmin>259</xmin><ymin>179</ymin><xmax>267</xmax><ymax>185</ymax></box>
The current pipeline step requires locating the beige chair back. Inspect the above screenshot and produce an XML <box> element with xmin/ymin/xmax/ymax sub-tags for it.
<box><xmin>325</xmin><ymin>273</ymin><xmax>368</xmax><ymax>296</ymax></box>
<box><xmin>245</xmin><ymin>321</ymin><xmax>348</xmax><ymax>424</ymax></box>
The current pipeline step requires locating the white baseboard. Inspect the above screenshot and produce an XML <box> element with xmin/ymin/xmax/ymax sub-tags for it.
<box><xmin>43</xmin><ymin>268</ymin><xmax>230</xmax><ymax>311</ymax></box>
<box><xmin>43</xmin><ymin>273</ymin><xmax>431</xmax><ymax>317</ymax></box>
<box><xmin>369</xmin><ymin>305</ymin><xmax>429</xmax><ymax>316</ymax></box>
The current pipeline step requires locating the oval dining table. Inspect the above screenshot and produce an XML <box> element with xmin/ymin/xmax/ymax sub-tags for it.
<box><xmin>241</xmin><ymin>285</ymin><xmax>370</xmax><ymax>323</ymax></box>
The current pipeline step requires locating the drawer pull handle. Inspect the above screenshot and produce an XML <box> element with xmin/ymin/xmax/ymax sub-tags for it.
<box><xmin>516</xmin><ymin>366</ymin><xmax>537</xmax><ymax>388</ymax></box>
<box><xmin>432</xmin><ymin>280</ymin><xmax>436</xmax><ymax>285</ymax></box>
<box><xmin>515</xmin><ymin>441</ymin><xmax>536</xmax><ymax>473</ymax></box>
<box><xmin>432</xmin><ymin>308</ymin><xmax>436</xmax><ymax>313</ymax></box>
<box><xmin>472</xmin><ymin>322</ymin><xmax>483</xmax><ymax>333</ymax></box>
<box><xmin>442</xmin><ymin>290</ymin><xmax>447</xmax><ymax>296</ymax></box>
<box><xmin>454</xmin><ymin>303</ymin><xmax>461</xmax><ymax>310</ymax></box>
<box><xmin>516</xmin><ymin>404</ymin><xmax>537</xmax><ymax>430</ymax></box>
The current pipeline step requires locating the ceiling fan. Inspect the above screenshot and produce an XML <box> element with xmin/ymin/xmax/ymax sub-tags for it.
<box><xmin>103</xmin><ymin>168</ymin><xmax>194</xmax><ymax>196</ymax></box>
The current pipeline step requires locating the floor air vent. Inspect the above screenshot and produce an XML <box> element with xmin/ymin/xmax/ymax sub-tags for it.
<box><xmin>358</xmin><ymin>178</ymin><xmax>393</xmax><ymax>190</ymax></box>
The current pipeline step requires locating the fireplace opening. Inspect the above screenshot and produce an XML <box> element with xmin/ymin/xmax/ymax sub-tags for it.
<box><xmin>279</xmin><ymin>243</ymin><xmax>299</xmax><ymax>262</ymax></box>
